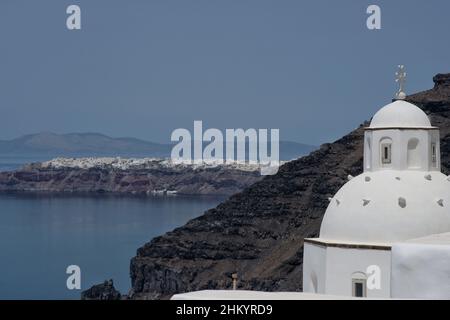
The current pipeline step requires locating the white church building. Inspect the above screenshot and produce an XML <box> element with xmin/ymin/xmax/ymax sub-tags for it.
<box><xmin>173</xmin><ymin>68</ymin><xmax>450</xmax><ymax>300</ymax></box>
<box><xmin>303</xmin><ymin>76</ymin><xmax>450</xmax><ymax>299</ymax></box>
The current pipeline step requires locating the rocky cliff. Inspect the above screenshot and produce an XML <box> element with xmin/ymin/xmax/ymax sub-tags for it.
<box><xmin>0</xmin><ymin>158</ymin><xmax>263</xmax><ymax>196</ymax></box>
<box><xmin>81</xmin><ymin>280</ymin><xmax>122</xmax><ymax>300</ymax></box>
<box><xmin>128</xmin><ymin>73</ymin><xmax>450</xmax><ymax>299</ymax></box>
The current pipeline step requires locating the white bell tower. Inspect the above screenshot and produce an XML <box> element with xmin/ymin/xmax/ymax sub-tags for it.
<box><xmin>363</xmin><ymin>66</ymin><xmax>440</xmax><ymax>172</ymax></box>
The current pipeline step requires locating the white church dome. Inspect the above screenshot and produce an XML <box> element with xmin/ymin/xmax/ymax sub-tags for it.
<box><xmin>320</xmin><ymin>171</ymin><xmax>450</xmax><ymax>243</ymax></box>
<box><xmin>369</xmin><ymin>100</ymin><xmax>433</xmax><ymax>129</ymax></box>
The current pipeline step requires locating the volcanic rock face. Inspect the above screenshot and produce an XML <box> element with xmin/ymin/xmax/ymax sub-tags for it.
<box><xmin>0</xmin><ymin>159</ymin><xmax>263</xmax><ymax>196</ymax></box>
<box><xmin>128</xmin><ymin>73</ymin><xmax>450</xmax><ymax>299</ymax></box>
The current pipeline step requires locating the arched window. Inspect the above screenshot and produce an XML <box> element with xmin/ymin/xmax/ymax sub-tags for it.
<box><xmin>431</xmin><ymin>142</ymin><xmax>437</xmax><ymax>168</ymax></box>
<box><xmin>365</xmin><ymin>137</ymin><xmax>372</xmax><ymax>170</ymax></box>
<box><xmin>380</xmin><ymin>138</ymin><xmax>392</xmax><ymax>166</ymax></box>
<box><xmin>351</xmin><ymin>272</ymin><xmax>367</xmax><ymax>297</ymax></box>
<box><xmin>407</xmin><ymin>138</ymin><xmax>420</xmax><ymax>169</ymax></box>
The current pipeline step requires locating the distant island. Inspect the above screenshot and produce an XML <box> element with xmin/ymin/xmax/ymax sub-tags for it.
<box><xmin>0</xmin><ymin>132</ymin><xmax>316</xmax><ymax>196</ymax></box>
<box><xmin>0</xmin><ymin>157</ymin><xmax>267</xmax><ymax>196</ymax></box>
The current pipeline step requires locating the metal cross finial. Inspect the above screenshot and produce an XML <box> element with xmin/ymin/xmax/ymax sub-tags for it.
<box><xmin>395</xmin><ymin>65</ymin><xmax>407</xmax><ymax>99</ymax></box>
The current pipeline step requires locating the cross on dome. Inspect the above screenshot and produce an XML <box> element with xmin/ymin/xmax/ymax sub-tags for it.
<box><xmin>395</xmin><ymin>65</ymin><xmax>407</xmax><ymax>100</ymax></box>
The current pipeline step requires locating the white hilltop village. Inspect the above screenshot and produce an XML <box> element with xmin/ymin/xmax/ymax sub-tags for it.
<box><xmin>41</xmin><ymin>157</ymin><xmax>277</xmax><ymax>173</ymax></box>
<box><xmin>173</xmin><ymin>67</ymin><xmax>450</xmax><ymax>300</ymax></box>
<box><xmin>38</xmin><ymin>157</ymin><xmax>276</xmax><ymax>195</ymax></box>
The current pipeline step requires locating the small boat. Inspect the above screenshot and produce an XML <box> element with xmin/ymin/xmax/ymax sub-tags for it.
<box><xmin>151</xmin><ymin>189</ymin><xmax>166</xmax><ymax>195</ymax></box>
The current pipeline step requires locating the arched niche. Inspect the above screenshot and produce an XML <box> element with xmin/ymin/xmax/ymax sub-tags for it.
<box><xmin>309</xmin><ymin>272</ymin><xmax>318</xmax><ymax>293</ymax></box>
<box><xmin>365</xmin><ymin>136</ymin><xmax>372</xmax><ymax>170</ymax></box>
<box><xmin>407</xmin><ymin>138</ymin><xmax>421</xmax><ymax>169</ymax></box>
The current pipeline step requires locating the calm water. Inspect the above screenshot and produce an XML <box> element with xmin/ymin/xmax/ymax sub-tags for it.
<box><xmin>0</xmin><ymin>193</ymin><xmax>224</xmax><ymax>299</ymax></box>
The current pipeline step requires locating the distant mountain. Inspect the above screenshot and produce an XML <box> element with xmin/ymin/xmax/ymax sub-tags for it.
<box><xmin>0</xmin><ymin>132</ymin><xmax>316</xmax><ymax>161</ymax></box>
<box><xmin>0</xmin><ymin>132</ymin><xmax>171</xmax><ymax>158</ymax></box>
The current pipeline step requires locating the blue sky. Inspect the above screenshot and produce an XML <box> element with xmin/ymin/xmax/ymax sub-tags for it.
<box><xmin>0</xmin><ymin>0</ymin><xmax>449</xmax><ymax>145</ymax></box>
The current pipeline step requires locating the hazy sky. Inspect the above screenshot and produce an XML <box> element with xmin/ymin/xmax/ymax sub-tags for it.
<box><xmin>0</xmin><ymin>0</ymin><xmax>449</xmax><ymax>145</ymax></box>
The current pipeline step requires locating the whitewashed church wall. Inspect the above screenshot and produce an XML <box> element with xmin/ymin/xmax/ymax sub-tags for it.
<box><xmin>302</xmin><ymin>243</ymin><xmax>327</xmax><ymax>294</ymax></box>
<box><xmin>325</xmin><ymin>247</ymin><xmax>391</xmax><ymax>298</ymax></box>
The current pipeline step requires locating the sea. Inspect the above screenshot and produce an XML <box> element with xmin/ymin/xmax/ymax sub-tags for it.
<box><xmin>0</xmin><ymin>157</ymin><xmax>225</xmax><ymax>299</ymax></box>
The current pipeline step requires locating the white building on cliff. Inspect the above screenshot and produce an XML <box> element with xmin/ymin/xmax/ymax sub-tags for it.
<box><xmin>303</xmin><ymin>68</ymin><xmax>450</xmax><ymax>299</ymax></box>
<box><xmin>173</xmin><ymin>68</ymin><xmax>450</xmax><ymax>300</ymax></box>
